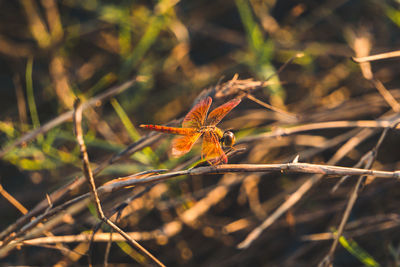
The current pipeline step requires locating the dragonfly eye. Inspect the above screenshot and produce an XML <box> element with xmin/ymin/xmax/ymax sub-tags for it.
<box><xmin>221</xmin><ymin>131</ymin><xmax>235</xmax><ymax>148</ymax></box>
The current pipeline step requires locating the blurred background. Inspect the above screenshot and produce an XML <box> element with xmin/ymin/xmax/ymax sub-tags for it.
<box><xmin>1</xmin><ymin>0</ymin><xmax>400</xmax><ymax>266</ymax></box>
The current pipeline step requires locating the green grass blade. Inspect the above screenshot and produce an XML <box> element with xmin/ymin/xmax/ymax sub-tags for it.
<box><xmin>124</xmin><ymin>0</ymin><xmax>176</xmax><ymax>71</ymax></box>
<box><xmin>110</xmin><ymin>98</ymin><xmax>141</xmax><ymax>141</ymax></box>
<box><xmin>234</xmin><ymin>0</ymin><xmax>284</xmax><ymax>102</ymax></box>
<box><xmin>339</xmin><ymin>235</ymin><xmax>381</xmax><ymax>267</ymax></box>
<box><xmin>110</xmin><ymin>97</ymin><xmax>160</xmax><ymax>165</ymax></box>
<box><xmin>386</xmin><ymin>6</ymin><xmax>400</xmax><ymax>28</ymax></box>
<box><xmin>85</xmin><ymin>73</ymin><xmax>117</xmax><ymax>97</ymax></box>
<box><xmin>125</xmin><ymin>15</ymin><xmax>165</xmax><ymax>68</ymax></box>
<box><xmin>235</xmin><ymin>0</ymin><xmax>264</xmax><ymax>52</ymax></box>
<box><xmin>25</xmin><ymin>57</ymin><xmax>41</xmax><ymax>130</ymax></box>
<box><xmin>117</xmin><ymin>241</ymin><xmax>147</xmax><ymax>264</ymax></box>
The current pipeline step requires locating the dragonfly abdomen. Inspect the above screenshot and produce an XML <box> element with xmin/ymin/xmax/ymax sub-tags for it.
<box><xmin>140</xmin><ymin>124</ymin><xmax>196</xmax><ymax>135</ymax></box>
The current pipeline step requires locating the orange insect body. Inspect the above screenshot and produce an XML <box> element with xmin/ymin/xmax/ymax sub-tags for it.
<box><xmin>140</xmin><ymin>97</ymin><xmax>241</xmax><ymax>164</ymax></box>
<box><xmin>140</xmin><ymin>125</ymin><xmax>224</xmax><ymax>137</ymax></box>
<box><xmin>140</xmin><ymin>125</ymin><xmax>196</xmax><ymax>135</ymax></box>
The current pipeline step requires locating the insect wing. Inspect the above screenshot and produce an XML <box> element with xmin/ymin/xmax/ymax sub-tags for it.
<box><xmin>206</xmin><ymin>98</ymin><xmax>241</xmax><ymax>126</ymax></box>
<box><xmin>172</xmin><ymin>132</ymin><xmax>202</xmax><ymax>157</ymax></box>
<box><xmin>201</xmin><ymin>131</ymin><xmax>227</xmax><ymax>164</ymax></box>
<box><xmin>182</xmin><ymin>97</ymin><xmax>212</xmax><ymax>129</ymax></box>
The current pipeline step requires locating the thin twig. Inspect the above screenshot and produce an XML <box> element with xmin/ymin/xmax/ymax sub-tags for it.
<box><xmin>266</xmin><ymin>53</ymin><xmax>304</xmax><ymax>81</ymax></box>
<box><xmin>104</xmin><ymin>212</ymin><xmax>121</xmax><ymax>267</ymax></box>
<box><xmin>246</xmin><ymin>94</ymin><xmax>298</xmax><ymax>121</ymax></box>
<box><xmin>0</xmin><ymin>183</ymin><xmax>28</xmax><ymax>215</ymax></box>
<box><xmin>15</xmin><ymin>232</ymin><xmax>168</xmax><ymax>245</ymax></box>
<box><xmin>20</xmin><ymin>213</ymin><xmax>400</xmax><ymax>246</ymax></box>
<box><xmin>242</xmin><ymin>53</ymin><xmax>303</xmax><ymax>121</ymax></box>
<box><xmin>369</xmin><ymin>78</ymin><xmax>400</xmax><ymax>112</ymax></box>
<box><xmin>352</xmin><ymin>50</ymin><xmax>400</xmax><ymax>63</ymax></box>
<box><xmin>302</xmin><ymin>214</ymin><xmax>400</xmax><ymax>241</ymax></box>
<box><xmin>351</xmin><ymin>37</ymin><xmax>400</xmax><ymax>113</ymax></box>
<box><xmin>330</xmin><ymin>150</ymin><xmax>370</xmax><ymax>193</ymax></box>
<box><xmin>73</xmin><ymin>100</ymin><xmax>104</xmax><ymax>217</ymax></box>
<box><xmin>73</xmin><ymin>99</ymin><xmax>165</xmax><ymax>267</ymax></box>
<box><xmin>240</xmin><ymin>119</ymin><xmax>400</xmax><ymax>143</ymax></box>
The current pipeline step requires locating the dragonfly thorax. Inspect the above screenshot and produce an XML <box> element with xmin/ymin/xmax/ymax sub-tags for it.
<box><xmin>200</xmin><ymin>126</ymin><xmax>223</xmax><ymax>137</ymax></box>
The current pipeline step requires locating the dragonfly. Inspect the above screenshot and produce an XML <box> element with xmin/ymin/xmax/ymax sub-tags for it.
<box><xmin>140</xmin><ymin>96</ymin><xmax>241</xmax><ymax>164</ymax></box>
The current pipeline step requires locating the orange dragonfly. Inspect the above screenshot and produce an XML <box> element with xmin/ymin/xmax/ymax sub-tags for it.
<box><xmin>140</xmin><ymin>97</ymin><xmax>241</xmax><ymax>164</ymax></box>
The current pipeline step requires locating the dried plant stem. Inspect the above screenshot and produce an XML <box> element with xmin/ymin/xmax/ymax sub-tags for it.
<box><xmin>240</xmin><ymin>119</ymin><xmax>400</xmax><ymax>143</ymax></box>
<box><xmin>352</xmin><ymin>41</ymin><xmax>400</xmax><ymax>113</ymax></box>
<box><xmin>14</xmin><ymin>232</ymin><xmax>167</xmax><ymax>245</ymax></box>
<box><xmin>73</xmin><ymin>100</ymin><xmax>165</xmax><ymax>267</ymax></box>
<box><xmin>0</xmin><ymin>183</ymin><xmax>28</xmax><ymax>214</ymax></box>
<box><xmin>352</xmin><ymin>50</ymin><xmax>400</xmax><ymax>63</ymax></box>
<box><xmin>246</xmin><ymin>94</ymin><xmax>298</xmax><ymax>120</ymax></box>
<box><xmin>209</xmin><ymin>162</ymin><xmax>398</xmax><ymax>177</ymax></box>
<box><xmin>302</xmin><ymin>214</ymin><xmax>400</xmax><ymax>241</ymax></box>
<box><xmin>369</xmin><ymin>78</ymin><xmax>400</xmax><ymax>112</ymax></box>
<box><xmin>73</xmin><ymin>100</ymin><xmax>103</xmax><ymax>217</ymax></box>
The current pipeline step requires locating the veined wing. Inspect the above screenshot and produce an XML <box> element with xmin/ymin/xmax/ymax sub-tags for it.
<box><xmin>206</xmin><ymin>98</ymin><xmax>241</xmax><ymax>126</ymax></box>
<box><xmin>201</xmin><ymin>130</ymin><xmax>227</xmax><ymax>164</ymax></box>
<box><xmin>172</xmin><ymin>132</ymin><xmax>202</xmax><ymax>157</ymax></box>
<box><xmin>140</xmin><ymin>124</ymin><xmax>195</xmax><ymax>135</ymax></box>
<box><xmin>182</xmin><ymin>97</ymin><xmax>212</xmax><ymax>129</ymax></box>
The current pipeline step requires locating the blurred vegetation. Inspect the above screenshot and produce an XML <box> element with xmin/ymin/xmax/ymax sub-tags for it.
<box><xmin>0</xmin><ymin>0</ymin><xmax>400</xmax><ymax>266</ymax></box>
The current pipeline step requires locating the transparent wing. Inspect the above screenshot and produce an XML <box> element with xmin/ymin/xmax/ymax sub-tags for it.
<box><xmin>206</xmin><ymin>98</ymin><xmax>241</xmax><ymax>126</ymax></box>
<box><xmin>201</xmin><ymin>131</ymin><xmax>227</xmax><ymax>164</ymax></box>
<box><xmin>171</xmin><ymin>132</ymin><xmax>202</xmax><ymax>157</ymax></box>
<box><xmin>182</xmin><ymin>97</ymin><xmax>212</xmax><ymax>129</ymax></box>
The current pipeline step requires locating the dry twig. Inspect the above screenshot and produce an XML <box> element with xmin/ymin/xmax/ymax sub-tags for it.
<box><xmin>352</xmin><ymin>50</ymin><xmax>400</xmax><ymax>63</ymax></box>
<box><xmin>73</xmin><ymin>99</ymin><xmax>165</xmax><ymax>267</ymax></box>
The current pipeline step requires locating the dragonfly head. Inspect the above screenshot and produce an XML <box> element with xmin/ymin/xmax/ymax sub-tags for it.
<box><xmin>221</xmin><ymin>131</ymin><xmax>235</xmax><ymax>148</ymax></box>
